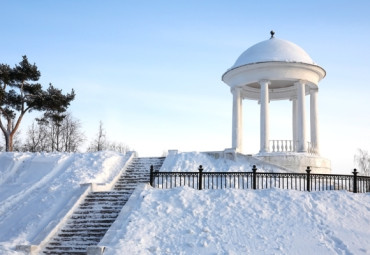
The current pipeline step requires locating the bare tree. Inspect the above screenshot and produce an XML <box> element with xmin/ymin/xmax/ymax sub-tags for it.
<box><xmin>23</xmin><ymin>113</ymin><xmax>85</xmax><ymax>152</ymax></box>
<box><xmin>108</xmin><ymin>142</ymin><xmax>131</xmax><ymax>154</ymax></box>
<box><xmin>354</xmin><ymin>148</ymin><xmax>370</xmax><ymax>176</ymax></box>
<box><xmin>23</xmin><ymin>122</ymin><xmax>49</xmax><ymax>152</ymax></box>
<box><xmin>87</xmin><ymin>121</ymin><xmax>108</xmax><ymax>152</ymax></box>
<box><xmin>61</xmin><ymin>114</ymin><xmax>85</xmax><ymax>152</ymax></box>
<box><xmin>87</xmin><ymin>121</ymin><xmax>133</xmax><ymax>154</ymax></box>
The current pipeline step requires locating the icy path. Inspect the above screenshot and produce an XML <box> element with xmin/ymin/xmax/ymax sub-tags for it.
<box><xmin>0</xmin><ymin>151</ymin><xmax>130</xmax><ymax>253</ymax></box>
<box><xmin>104</xmin><ymin>186</ymin><xmax>370</xmax><ymax>255</ymax></box>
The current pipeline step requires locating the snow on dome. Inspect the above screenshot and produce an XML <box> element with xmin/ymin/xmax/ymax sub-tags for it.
<box><xmin>231</xmin><ymin>37</ymin><xmax>315</xmax><ymax>69</ymax></box>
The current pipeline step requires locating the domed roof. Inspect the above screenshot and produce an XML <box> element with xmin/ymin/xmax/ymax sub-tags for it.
<box><xmin>231</xmin><ymin>37</ymin><xmax>315</xmax><ymax>69</ymax></box>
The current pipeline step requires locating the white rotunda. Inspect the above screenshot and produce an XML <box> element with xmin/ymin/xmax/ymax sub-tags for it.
<box><xmin>222</xmin><ymin>32</ymin><xmax>331</xmax><ymax>173</ymax></box>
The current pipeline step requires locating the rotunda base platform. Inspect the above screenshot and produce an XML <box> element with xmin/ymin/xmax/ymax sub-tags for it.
<box><xmin>255</xmin><ymin>153</ymin><xmax>331</xmax><ymax>174</ymax></box>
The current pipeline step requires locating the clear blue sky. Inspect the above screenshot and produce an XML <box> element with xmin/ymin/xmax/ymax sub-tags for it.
<box><xmin>1</xmin><ymin>1</ymin><xmax>369</xmax><ymax>173</ymax></box>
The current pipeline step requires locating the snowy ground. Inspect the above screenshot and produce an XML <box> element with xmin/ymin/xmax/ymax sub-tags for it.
<box><xmin>161</xmin><ymin>151</ymin><xmax>284</xmax><ymax>172</ymax></box>
<box><xmin>103</xmin><ymin>185</ymin><xmax>370</xmax><ymax>255</ymax></box>
<box><xmin>161</xmin><ymin>152</ymin><xmax>255</xmax><ymax>172</ymax></box>
<box><xmin>0</xmin><ymin>151</ymin><xmax>369</xmax><ymax>254</ymax></box>
<box><xmin>0</xmin><ymin>151</ymin><xmax>131</xmax><ymax>254</ymax></box>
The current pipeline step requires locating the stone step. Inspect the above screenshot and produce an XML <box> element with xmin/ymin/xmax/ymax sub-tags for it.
<box><xmin>44</xmin><ymin>251</ymin><xmax>86</xmax><ymax>255</ymax></box>
<box><xmin>115</xmin><ymin>182</ymin><xmax>148</xmax><ymax>186</ymax></box>
<box><xmin>113</xmin><ymin>186</ymin><xmax>135</xmax><ymax>190</ymax></box>
<box><xmin>70</xmin><ymin>214</ymin><xmax>118</xmax><ymax>220</ymax></box>
<box><xmin>60</xmin><ymin>228</ymin><xmax>109</xmax><ymax>233</ymax></box>
<box><xmin>65</xmin><ymin>223</ymin><xmax>112</xmax><ymax>229</ymax></box>
<box><xmin>48</xmin><ymin>241</ymin><xmax>97</xmax><ymax>246</ymax></box>
<box><xmin>87</xmin><ymin>191</ymin><xmax>129</xmax><ymax>194</ymax></box>
<box><xmin>85</xmin><ymin>193</ymin><xmax>130</xmax><ymax>197</ymax></box>
<box><xmin>51</xmin><ymin>236</ymin><xmax>101</xmax><ymax>242</ymax></box>
<box><xmin>44</xmin><ymin>246</ymin><xmax>86</xmax><ymax>250</ymax></box>
<box><xmin>78</xmin><ymin>205</ymin><xmax>124</xmax><ymax>210</ymax></box>
<box><xmin>44</xmin><ymin>246</ymin><xmax>87</xmax><ymax>252</ymax></box>
<box><xmin>115</xmin><ymin>181</ymin><xmax>148</xmax><ymax>184</ymax></box>
<box><xmin>73</xmin><ymin>208</ymin><xmax>121</xmax><ymax>214</ymax></box>
<box><xmin>113</xmin><ymin>186</ymin><xmax>137</xmax><ymax>190</ymax></box>
<box><xmin>117</xmin><ymin>182</ymin><xmax>148</xmax><ymax>185</ymax></box>
<box><xmin>79</xmin><ymin>201</ymin><xmax>126</xmax><ymax>206</ymax></box>
<box><xmin>79</xmin><ymin>199</ymin><xmax>127</xmax><ymax>203</ymax></box>
<box><xmin>66</xmin><ymin>219</ymin><xmax>116</xmax><ymax>224</ymax></box>
<box><xmin>57</xmin><ymin>232</ymin><xmax>106</xmax><ymax>238</ymax></box>
<box><xmin>83</xmin><ymin>198</ymin><xmax>127</xmax><ymax>202</ymax></box>
<box><xmin>115</xmin><ymin>180</ymin><xmax>148</xmax><ymax>184</ymax></box>
<box><xmin>115</xmin><ymin>182</ymin><xmax>142</xmax><ymax>186</ymax></box>
<box><xmin>118</xmin><ymin>177</ymin><xmax>148</xmax><ymax>180</ymax></box>
<box><xmin>117</xmin><ymin>175</ymin><xmax>150</xmax><ymax>179</ymax></box>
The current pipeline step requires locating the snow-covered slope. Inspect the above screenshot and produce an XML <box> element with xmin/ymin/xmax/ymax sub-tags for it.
<box><xmin>161</xmin><ymin>151</ymin><xmax>285</xmax><ymax>172</ymax></box>
<box><xmin>0</xmin><ymin>151</ymin><xmax>369</xmax><ymax>255</ymax></box>
<box><xmin>0</xmin><ymin>151</ymin><xmax>131</xmax><ymax>254</ymax></box>
<box><xmin>103</xmin><ymin>185</ymin><xmax>370</xmax><ymax>255</ymax></box>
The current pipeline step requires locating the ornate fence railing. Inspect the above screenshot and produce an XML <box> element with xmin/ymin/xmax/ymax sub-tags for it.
<box><xmin>150</xmin><ymin>165</ymin><xmax>370</xmax><ymax>193</ymax></box>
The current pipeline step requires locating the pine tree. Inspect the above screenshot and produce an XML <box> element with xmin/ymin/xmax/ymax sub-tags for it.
<box><xmin>0</xmin><ymin>56</ymin><xmax>75</xmax><ymax>151</ymax></box>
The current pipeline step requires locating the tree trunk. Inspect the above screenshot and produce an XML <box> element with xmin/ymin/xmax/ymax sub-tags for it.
<box><xmin>8</xmin><ymin>133</ymin><xmax>13</xmax><ymax>151</ymax></box>
<box><xmin>4</xmin><ymin>133</ymin><xmax>10</xmax><ymax>152</ymax></box>
<box><xmin>3</xmin><ymin>119</ymin><xmax>13</xmax><ymax>152</ymax></box>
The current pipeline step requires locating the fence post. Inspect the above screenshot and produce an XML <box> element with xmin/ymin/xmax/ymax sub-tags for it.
<box><xmin>352</xmin><ymin>169</ymin><xmax>358</xmax><ymax>193</ymax></box>
<box><xmin>150</xmin><ymin>165</ymin><xmax>154</xmax><ymax>187</ymax></box>
<box><xmin>306</xmin><ymin>166</ymin><xmax>311</xmax><ymax>192</ymax></box>
<box><xmin>252</xmin><ymin>165</ymin><xmax>257</xmax><ymax>190</ymax></box>
<box><xmin>198</xmin><ymin>165</ymin><xmax>203</xmax><ymax>190</ymax></box>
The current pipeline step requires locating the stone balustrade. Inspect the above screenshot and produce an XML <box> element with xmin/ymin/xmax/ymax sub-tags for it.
<box><xmin>270</xmin><ymin>140</ymin><xmax>317</xmax><ymax>155</ymax></box>
<box><xmin>270</xmin><ymin>140</ymin><xmax>294</xmax><ymax>152</ymax></box>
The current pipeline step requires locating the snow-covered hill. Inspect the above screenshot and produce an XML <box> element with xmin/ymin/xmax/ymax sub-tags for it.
<box><xmin>0</xmin><ymin>151</ymin><xmax>369</xmax><ymax>254</ymax></box>
<box><xmin>103</xmin><ymin>185</ymin><xmax>370</xmax><ymax>255</ymax></box>
<box><xmin>0</xmin><ymin>151</ymin><xmax>131</xmax><ymax>254</ymax></box>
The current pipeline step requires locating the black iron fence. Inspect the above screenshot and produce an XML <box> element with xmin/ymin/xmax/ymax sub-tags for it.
<box><xmin>150</xmin><ymin>165</ymin><xmax>370</xmax><ymax>193</ymax></box>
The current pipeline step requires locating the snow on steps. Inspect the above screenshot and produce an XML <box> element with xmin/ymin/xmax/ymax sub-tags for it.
<box><xmin>16</xmin><ymin>152</ymin><xmax>137</xmax><ymax>255</ymax></box>
<box><xmin>41</xmin><ymin>157</ymin><xmax>165</xmax><ymax>255</ymax></box>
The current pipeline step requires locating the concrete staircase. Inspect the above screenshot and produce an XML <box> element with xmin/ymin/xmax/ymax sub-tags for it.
<box><xmin>42</xmin><ymin>157</ymin><xmax>165</xmax><ymax>254</ymax></box>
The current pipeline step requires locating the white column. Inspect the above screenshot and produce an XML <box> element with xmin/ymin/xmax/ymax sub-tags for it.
<box><xmin>292</xmin><ymin>98</ymin><xmax>298</xmax><ymax>152</ymax></box>
<box><xmin>310</xmin><ymin>88</ymin><xmax>319</xmax><ymax>155</ymax></box>
<box><xmin>259</xmin><ymin>80</ymin><xmax>270</xmax><ymax>153</ymax></box>
<box><xmin>296</xmin><ymin>80</ymin><xmax>307</xmax><ymax>152</ymax></box>
<box><xmin>232</xmin><ymin>87</ymin><xmax>242</xmax><ymax>152</ymax></box>
<box><xmin>238</xmin><ymin>88</ymin><xmax>243</xmax><ymax>149</ymax></box>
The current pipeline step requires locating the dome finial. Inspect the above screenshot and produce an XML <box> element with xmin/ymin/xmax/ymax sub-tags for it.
<box><xmin>270</xmin><ymin>30</ymin><xmax>275</xmax><ymax>39</ymax></box>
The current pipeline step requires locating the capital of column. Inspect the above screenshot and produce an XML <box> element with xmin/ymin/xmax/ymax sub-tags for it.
<box><xmin>309</xmin><ymin>87</ymin><xmax>319</xmax><ymax>93</ymax></box>
<box><xmin>294</xmin><ymin>79</ymin><xmax>307</xmax><ymax>86</ymax></box>
<box><xmin>231</xmin><ymin>86</ymin><xmax>243</xmax><ymax>96</ymax></box>
<box><xmin>259</xmin><ymin>79</ymin><xmax>271</xmax><ymax>86</ymax></box>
